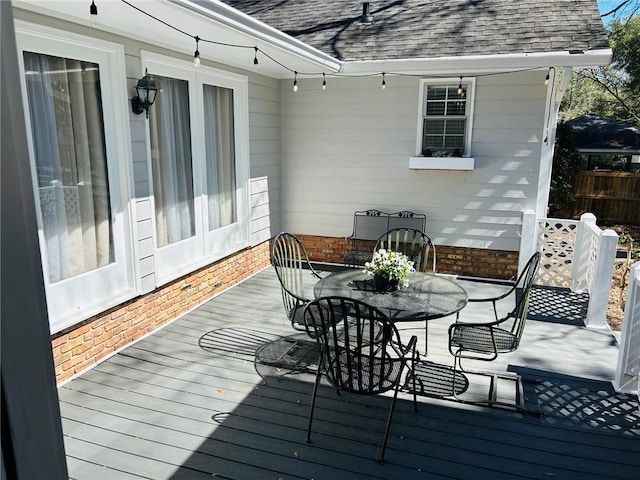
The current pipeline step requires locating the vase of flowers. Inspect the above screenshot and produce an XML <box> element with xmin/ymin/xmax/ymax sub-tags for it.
<box><xmin>364</xmin><ymin>249</ymin><xmax>415</xmax><ymax>293</ymax></box>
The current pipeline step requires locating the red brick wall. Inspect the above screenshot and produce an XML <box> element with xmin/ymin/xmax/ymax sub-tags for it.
<box><xmin>52</xmin><ymin>241</ymin><xmax>271</xmax><ymax>384</ymax></box>
<box><xmin>296</xmin><ymin>234</ymin><xmax>518</xmax><ymax>280</ymax></box>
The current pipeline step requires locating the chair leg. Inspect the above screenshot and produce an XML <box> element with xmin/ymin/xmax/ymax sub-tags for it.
<box><xmin>306</xmin><ymin>366</ymin><xmax>323</xmax><ymax>443</ymax></box>
<box><xmin>378</xmin><ymin>382</ymin><xmax>401</xmax><ymax>464</ymax></box>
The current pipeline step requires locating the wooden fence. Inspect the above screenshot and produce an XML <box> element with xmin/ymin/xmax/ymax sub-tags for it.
<box><xmin>563</xmin><ymin>171</ymin><xmax>640</xmax><ymax>224</ymax></box>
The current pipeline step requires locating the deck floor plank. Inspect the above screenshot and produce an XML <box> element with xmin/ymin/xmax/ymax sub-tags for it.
<box><xmin>60</xmin><ymin>267</ymin><xmax>640</xmax><ymax>479</ymax></box>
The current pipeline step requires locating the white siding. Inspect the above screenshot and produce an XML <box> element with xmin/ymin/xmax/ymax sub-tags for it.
<box><xmin>248</xmin><ymin>73</ymin><xmax>282</xmax><ymax>245</ymax></box>
<box><xmin>280</xmin><ymin>71</ymin><xmax>547</xmax><ymax>251</ymax></box>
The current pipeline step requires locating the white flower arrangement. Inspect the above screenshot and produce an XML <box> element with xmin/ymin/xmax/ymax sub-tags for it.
<box><xmin>364</xmin><ymin>249</ymin><xmax>415</xmax><ymax>288</ymax></box>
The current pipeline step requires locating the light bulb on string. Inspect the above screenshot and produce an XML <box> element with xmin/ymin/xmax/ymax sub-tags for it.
<box><xmin>253</xmin><ymin>47</ymin><xmax>259</xmax><ymax>68</ymax></box>
<box><xmin>457</xmin><ymin>76</ymin><xmax>463</xmax><ymax>95</ymax></box>
<box><xmin>293</xmin><ymin>71</ymin><xmax>298</xmax><ymax>92</ymax></box>
<box><xmin>90</xmin><ymin>0</ymin><xmax>98</xmax><ymax>27</ymax></box>
<box><xmin>193</xmin><ymin>36</ymin><xmax>201</xmax><ymax>67</ymax></box>
<box><xmin>322</xmin><ymin>73</ymin><xmax>327</xmax><ymax>91</ymax></box>
<box><xmin>545</xmin><ymin>70</ymin><xmax>550</xmax><ymax>85</ymax></box>
<box><xmin>381</xmin><ymin>72</ymin><xmax>386</xmax><ymax>90</ymax></box>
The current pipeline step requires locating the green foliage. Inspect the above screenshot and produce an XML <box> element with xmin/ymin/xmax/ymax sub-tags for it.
<box><xmin>560</xmin><ymin>12</ymin><xmax>640</xmax><ymax>127</ymax></box>
<box><xmin>549</xmin><ymin>121</ymin><xmax>583</xmax><ymax>214</ymax></box>
<box><xmin>609</xmin><ymin>15</ymin><xmax>640</xmax><ymax>94</ymax></box>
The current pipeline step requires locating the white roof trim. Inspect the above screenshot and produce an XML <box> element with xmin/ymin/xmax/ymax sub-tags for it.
<box><xmin>168</xmin><ymin>0</ymin><xmax>342</xmax><ymax>73</ymax></box>
<box><xmin>339</xmin><ymin>49</ymin><xmax>613</xmax><ymax>76</ymax></box>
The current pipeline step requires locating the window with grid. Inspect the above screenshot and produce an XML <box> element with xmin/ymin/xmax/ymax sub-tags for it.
<box><xmin>421</xmin><ymin>83</ymin><xmax>469</xmax><ymax>157</ymax></box>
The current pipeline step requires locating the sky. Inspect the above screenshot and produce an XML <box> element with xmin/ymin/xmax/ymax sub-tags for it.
<box><xmin>597</xmin><ymin>0</ymin><xmax>638</xmax><ymax>24</ymax></box>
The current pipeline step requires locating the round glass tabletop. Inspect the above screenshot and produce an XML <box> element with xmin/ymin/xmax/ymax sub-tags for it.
<box><xmin>314</xmin><ymin>269</ymin><xmax>468</xmax><ymax>321</ymax></box>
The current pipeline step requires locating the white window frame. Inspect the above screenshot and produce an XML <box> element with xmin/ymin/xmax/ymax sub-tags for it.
<box><xmin>414</xmin><ymin>78</ymin><xmax>476</xmax><ymax>166</ymax></box>
<box><xmin>16</xmin><ymin>22</ymin><xmax>137</xmax><ymax>334</ymax></box>
<box><xmin>141</xmin><ymin>52</ymin><xmax>250</xmax><ymax>286</ymax></box>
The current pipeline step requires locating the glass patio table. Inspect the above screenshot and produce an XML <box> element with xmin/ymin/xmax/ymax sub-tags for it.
<box><xmin>314</xmin><ymin>269</ymin><xmax>468</xmax><ymax>353</ymax></box>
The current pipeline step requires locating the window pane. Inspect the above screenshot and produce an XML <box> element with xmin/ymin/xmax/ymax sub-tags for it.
<box><xmin>149</xmin><ymin>75</ymin><xmax>195</xmax><ymax>247</ymax></box>
<box><xmin>204</xmin><ymin>85</ymin><xmax>237</xmax><ymax>230</ymax></box>
<box><xmin>446</xmin><ymin>101</ymin><xmax>466</xmax><ymax>116</ymax></box>
<box><xmin>23</xmin><ymin>51</ymin><xmax>114</xmax><ymax>283</ymax></box>
<box><xmin>445</xmin><ymin>119</ymin><xmax>466</xmax><ymax>135</ymax></box>
<box><xmin>427</xmin><ymin>86</ymin><xmax>447</xmax><ymax>100</ymax></box>
<box><xmin>426</xmin><ymin>102</ymin><xmax>445</xmax><ymax>115</ymax></box>
<box><xmin>424</xmin><ymin>118</ymin><xmax>445</xmax><ymax>134</ymax></box>
<box><xmin>444</xmin><ymin>136</ymin><xmax>465</xmax><ymax>149</ymax></box>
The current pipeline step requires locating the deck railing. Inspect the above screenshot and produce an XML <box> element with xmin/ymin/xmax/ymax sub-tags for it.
<box><xmin>613</xmin><ymin>262</ymin><xmax>640</xmax><ymax>396</ymax></box>
<box><xmin>520</xmin><ymin>210</ymin><xmax>618</xmax><ymax>329</ymax></box>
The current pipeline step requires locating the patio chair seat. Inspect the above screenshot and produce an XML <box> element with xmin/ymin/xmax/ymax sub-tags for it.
<box><xmin>450</xmin><ymin>325</ymin><xmax>519</xmax><ymax>355</ymax></box>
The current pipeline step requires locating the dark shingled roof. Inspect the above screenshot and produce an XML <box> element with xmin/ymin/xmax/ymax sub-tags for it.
<box><xmin>220</xmin><ymin>0</ymin><xmax>609</xmax><ymax>61</ymax></box>
<box><xmin>568</xmin><ymin>114</ymin><xmax>640</xmax><ymax>153</ymax></box>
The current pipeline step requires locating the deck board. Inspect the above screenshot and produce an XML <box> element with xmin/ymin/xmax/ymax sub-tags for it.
<box><xmin>60</xmin><ymin>267</ymin><xmax>640</xmax><ymax>479</ymax></box>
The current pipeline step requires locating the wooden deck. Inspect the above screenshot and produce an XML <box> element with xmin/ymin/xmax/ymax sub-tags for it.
<box><xmin>59</xmin><ymin>267</ymin><xmax>640</xmax><ymax>480</ymax></box>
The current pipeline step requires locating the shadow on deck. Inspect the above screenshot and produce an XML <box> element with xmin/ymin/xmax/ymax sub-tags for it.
<box><xmin>59</xmin><ymin>269</ymin><xmax>640</xmax><ymax>480</ymax></box>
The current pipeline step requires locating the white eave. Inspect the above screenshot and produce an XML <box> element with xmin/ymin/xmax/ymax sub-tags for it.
<box><xmin>12</xmin><ymin>1</ymin><xmax>611</xmax><ymax>79</ymax></box>
<box><xmin>13</xmin><ymin>0</ymin><xmax>341</xmax><ymax>79</ymax></box>
<box><xmin>168</xmin><ymin>0</ymin><xmax>341</xmax><ymax>74</ymax></box>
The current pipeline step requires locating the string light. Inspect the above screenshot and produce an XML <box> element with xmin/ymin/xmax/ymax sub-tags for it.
<box><xmin>322</xmin><ymin>73</ymin><xmax>327</xmax><ymax>90</ymax></box>
<box><xmin>90</xmin><ymin>1</ymin><xmax>98</xmax><ymax>27</ymax></box>
<box><xmin>545</xmin><ymin>69</ymin><xmax>550</xmax><ymax>85</ymax></box>
<box><xmin>457</xmin><ymin>76</ymin><xmax>463</xmax><ymax>95</ymax></box>
<box><xmin>193</xmin><ymin>36</ymin><xmax>201</xmax><ymax>67</ymax></box>
<box><xmin>119</xmin><ymin>0</ymin><xmax>552</xmax><ymax>93</ymax></box>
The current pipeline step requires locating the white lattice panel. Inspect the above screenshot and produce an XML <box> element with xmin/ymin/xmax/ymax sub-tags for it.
<box><xmin>536</xmin><ymin>220</ymin><xmax>578</xmax><ymax>287</ymax></box>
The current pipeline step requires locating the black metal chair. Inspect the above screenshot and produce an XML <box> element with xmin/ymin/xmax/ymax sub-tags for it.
<box><xmin>447</xmin><ymin>251</ymin><xmax>541</xmax><ymax>410</ymax></box>
<box><xmin>271</xmin><ymin>232</ymin><xmax>323</xmax><ymax>332</ymax></box>
<box><xmin>303</xmin><ymin>296</ymin><xmax>417</xmax><ymax>464</ymax></box>
<box><xmin>374</xmin><ymin>227</ymin><xmax>436</xmax><ymax>273</ymax></box>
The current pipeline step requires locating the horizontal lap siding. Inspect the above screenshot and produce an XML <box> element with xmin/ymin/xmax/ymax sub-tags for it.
<box><xmin>249</xmin><ymin>74</ymin><xmax>282</xmax><ymax>244</ymax></box>
<box><xmin>281</xmin><ymin>72</ymin><xmax>547</xmax><ymax>252</ymax></box>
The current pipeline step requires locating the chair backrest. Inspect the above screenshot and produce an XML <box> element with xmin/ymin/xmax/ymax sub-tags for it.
<box><xmin>271</xmin><ymin>233</ymin><xmax>316</xmax><ymax>322</ymax></box>
<box><xmin>374</xmin><ymin>227</ymin><xmax>436</xmax><ymax>273</ymax></box>
<box><xmin>506</xmin><ymin>251</ymin><xmax>542</xmax><ymax>344</ymax></box>
<box><xmin>303</xmin><ymin>296</ymin><xmax>406</xmax><ymax>395</ymax></box>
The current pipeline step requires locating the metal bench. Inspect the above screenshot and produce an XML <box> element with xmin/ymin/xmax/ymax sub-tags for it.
<box><xmin>343</xmin><ymin>209</ymin><xmax>427</xmax><ymax>267</ymax></box>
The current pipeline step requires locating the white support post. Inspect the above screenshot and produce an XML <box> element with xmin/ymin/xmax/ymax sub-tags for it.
<box><xmin>571</xmin><ymin>213</ymin><xmax>597</xmax><ymax>292</ymax></box>
<box><xmin>584</xmin><ymin>229</ymin><xmax>618</xmax><ymax>328</ymax></box>
<box><xmin>613</xmin><ymin>263</ymin><xmax>640</xmax><ymax>395</ymax></box>
<box><xmin>519</xmin><ymin>209</ymin><xmax>538</xmax><ymax>277</ymax></box>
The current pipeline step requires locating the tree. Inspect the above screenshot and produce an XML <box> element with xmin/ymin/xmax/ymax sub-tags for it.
<box><xmin>548</xmin><ymin>121</ymin><xmax>583</xmax><ymax>216</ymax></box>
<box><xmin>560</xmin><ymin>8</ymin><xmax>640</xmax><ymax>127</ymax></box>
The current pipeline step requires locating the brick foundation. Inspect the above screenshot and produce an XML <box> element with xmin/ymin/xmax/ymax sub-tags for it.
<box><xmin>296</xmin><ymin>234</ymin><xmax>519</xmax><ymax>280</ymax></box>
<box><xmin>52</xmin><ymin>240</ymin><xmax>271</xmax><ymax>384</ymax></box>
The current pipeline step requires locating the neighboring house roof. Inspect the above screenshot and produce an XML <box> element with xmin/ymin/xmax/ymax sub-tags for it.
<box><xmin>220</xmin><ymin>0</ymin><xmax>609</xmax><ymax>62</ymax></box>
<box><xmin>568</xmin><ymin>114</ymin><xmax>640</xmax><ymax>154</ymax></box>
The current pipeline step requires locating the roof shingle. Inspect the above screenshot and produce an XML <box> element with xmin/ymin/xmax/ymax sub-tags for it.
<box><xmin>221</xmin><ymin>0</ymin><xmax>609</xmax><ymax>61</ymax></box>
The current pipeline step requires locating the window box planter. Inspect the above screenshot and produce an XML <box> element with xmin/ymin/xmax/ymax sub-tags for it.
<box><xmin>409</xmin><ymin>156</ymin><xmax>475</xmax><ymax>170</ymax></box>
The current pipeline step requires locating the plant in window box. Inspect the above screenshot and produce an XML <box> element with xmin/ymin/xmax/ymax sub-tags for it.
<box><xmin>364</xmin><ymin>249</ymin><xmax>415</xmax><ymax>292</ymax></box>
<box><xmin>422</xmin><ymin>148</ymin><xmax>464</xmax><ymax>157</ymax></box>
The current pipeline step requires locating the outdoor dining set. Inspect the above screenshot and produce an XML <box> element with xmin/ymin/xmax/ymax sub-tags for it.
<box><xmin>270</xmin><ymin>217</ymin><xmax>542</xmax><ymax>464</ymax></box>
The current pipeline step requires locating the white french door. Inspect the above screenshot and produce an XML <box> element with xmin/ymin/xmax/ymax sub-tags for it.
<box><xmin>17</xmin><ymin>23</ymin><xmax>136</xmax><ymax>333</ymax></box>
<box><xmin>143</xmin><ymin>54</ymin><xmax>249</xmax><ymax>285</ymax></box>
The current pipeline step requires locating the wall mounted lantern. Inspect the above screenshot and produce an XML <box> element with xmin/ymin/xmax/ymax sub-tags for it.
<box><xmin>131</xmin><ymin>69</ymin><xmax>157</xmax><ymax>118</ymax></box>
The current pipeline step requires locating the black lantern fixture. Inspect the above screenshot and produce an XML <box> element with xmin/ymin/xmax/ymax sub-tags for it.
<box><xmin>131</xmin><ymin>69</ymin><xmax>157</xmax><ymax>118</ymax></box>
